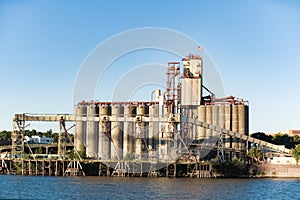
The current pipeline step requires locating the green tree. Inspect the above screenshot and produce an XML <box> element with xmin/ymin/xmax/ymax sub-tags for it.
<box><xmin>291</xmin><ymin>144</ymin><xmax>300</xmax><ymax>165</ymax></box>
<box><xmin>24</xmin><ymin>130</ymin><xmax>31</xmax><ymax>137</ymax></box>
<box><xmin>273</xmin><ymin>133</ymin><xmax>294</xmax><ymax>148</ymax></box>
<box><xmin>52</xmin><ymin>132</ymin><xmax>59</xmax><ymax>143</ymax></box>
<box><xmin>35</xmin><ymin>146</ymin><xmax>43</xmax><ymax>154</ymax></box>
<box><xmin>251</xmin><ymin>132</ymin><xmax>273</xmax><ymax>143</ymax></box>
<box><xmin>293</xmin><ymin>135</ymin><xmax>300</xmax><ymax>144</ymax></box>
<box><xmin>78</xmin><ymin>143</ymin><xmax>86</xmax><ymax>159</ymax></box>
<box><xmin>0</xmin><ymin>131</ymin><xmax>11</xmax><ymax>140</ymax></box>
<box><xmin>31</xmin><ymin>129</ymin><xmax>37</xmax><ymax>136</ymax></box>
<box><xmin>66</xmin><ymin>150</ymin><xmax>76</xmax><ymax>160</ymax></box>
<box><xmin>251</xmin><ymin>132</ymin><xmax>297</xmax><ymax>149</ymax></box>
<box><xmin>45</xmin><ymin>129</ymin><xmax>53</xmax><ymax>138</ymax></box>
<box><xmin>247</xmin><ymin>147</ymin><xmax>261</xmax><ymax>163</ymax></box>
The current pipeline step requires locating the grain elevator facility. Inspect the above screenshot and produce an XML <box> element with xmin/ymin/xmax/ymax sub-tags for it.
<box><xmin>10</xmin><ymin>53</ymin><xmax>292</xmax><ymax>177</ymax></box>
<box><xmin>74</xmin><ymin>54</ymin><xmax>249</xmax><ymax>162</ymax></box>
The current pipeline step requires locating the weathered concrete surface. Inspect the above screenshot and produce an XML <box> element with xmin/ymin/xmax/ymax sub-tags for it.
<box><xmin>257</xmin><ymin>163</ymin><xmax>300</xmax><ymax>178</ymax></box>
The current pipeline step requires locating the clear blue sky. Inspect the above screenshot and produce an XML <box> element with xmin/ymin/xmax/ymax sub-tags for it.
<box><xmin>0</xmin><ymin>0</ymin><xmax>300</xmax><ymax>133</ymax></box>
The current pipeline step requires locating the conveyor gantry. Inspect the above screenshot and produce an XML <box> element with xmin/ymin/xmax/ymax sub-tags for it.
<box><xmin>13</xmin><ymin>113</ymin><xmax>291</xmax><ymax>155</ymax></box>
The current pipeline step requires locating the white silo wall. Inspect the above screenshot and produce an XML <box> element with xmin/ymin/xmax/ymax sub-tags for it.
<box><xmin>110</xmin><ymin>105</ymin><xmax>123</xmax><ymax>160</ymax></box>
<box><xmin>86</xmin><ymin>105</ymin><xmax>99</xmax><ymax>158</ymax></box>
<box><xmin>74</xmin><ymin>105</ymin><xmax>87</xmax><ymax>152</ymax></box>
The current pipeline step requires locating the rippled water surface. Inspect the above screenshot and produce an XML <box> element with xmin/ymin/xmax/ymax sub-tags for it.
<box><xmin>0</xmin><ymin>176</ymin><xmax>299</xmax><ymax>199</ymax></box>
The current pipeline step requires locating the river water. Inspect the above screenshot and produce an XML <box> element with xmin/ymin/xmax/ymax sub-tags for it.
<box><xmin>0</xmin><ymin>176</ymin><xmax>299</xmax><ymax>199</ymax></box>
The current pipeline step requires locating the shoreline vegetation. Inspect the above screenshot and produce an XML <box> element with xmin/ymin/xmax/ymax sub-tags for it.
<box><xmin>1</xmin><ymin>158</ymin><xmax>300</xmax><ymax>178</ymax></box>
<box><xmin>1</xmin><ymin>130</ymin><xmax>300</xmax><ymax>178</ymax></box>
<box><xmin>1</xmin><ymin>130</ymin><xmax>300</xmax><ymax>148</ymax></box>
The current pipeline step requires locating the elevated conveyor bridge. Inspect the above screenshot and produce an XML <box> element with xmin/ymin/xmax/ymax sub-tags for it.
<box><xmin>12</xmin><ymin>113</ymin><xmax>291</xmax><ymax>159</ymax></box>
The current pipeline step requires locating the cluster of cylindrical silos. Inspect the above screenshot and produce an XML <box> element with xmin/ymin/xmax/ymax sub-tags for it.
<box><xmin>74</xmin><ymin>103</ymin><xmax>164</xmax><ymax>160</ymax></box>
<box><xmin>74</xmin><ymin>102</ymin><xmax>249</xmax><ymax>160</ymax></box>
<box><xmin>196</xmin><ymin>104</ymin><xmax>249</xmax><ymax>156</ymax></box>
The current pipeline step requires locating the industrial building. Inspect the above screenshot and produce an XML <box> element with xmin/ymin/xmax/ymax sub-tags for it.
<box><xmin>25</xmin><ymin>136</ymin><xmax>54</xmax><ymax>144</ymax></box>
<box><xmin>5</xmin><ymin>54</ymin><xmax>291</xmax><ymax>177</ymax></box>
<box><xmin>73</xmin><ymin>54</ymin><xmax>249</xmax><ymax>162</ymax></box>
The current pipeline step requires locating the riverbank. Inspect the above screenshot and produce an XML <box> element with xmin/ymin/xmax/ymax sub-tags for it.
<box><xmin>2</xmin><ymin>158</ymin><xmax>300</xmax><ymax>178</ymax></box>
<box><xmin>211</xmin><ymin>159</ymin><xmax>300</xmax><ymax>178</ymax></box>
<box><xmin>255</xmin><ymin>163</ymin><xmax>300</xmax><ymax>178</ymax></box>
<box><xmin>0</xmin><ymin>158</ymin><xmax>213</xmax><ymax>178</ymax></box>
